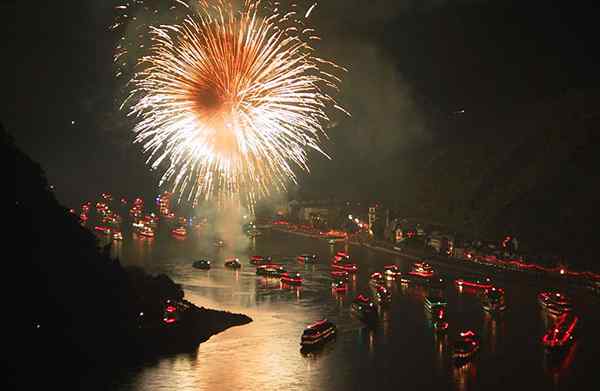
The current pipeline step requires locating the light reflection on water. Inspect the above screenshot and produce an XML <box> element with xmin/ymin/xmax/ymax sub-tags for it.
<box><xmin>99</xmin><ymin>230</ymin><xmax>600</xmax><ymax>391</ymax></box>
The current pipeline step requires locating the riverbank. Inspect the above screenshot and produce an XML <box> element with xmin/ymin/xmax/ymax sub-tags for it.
<box><xmin>271</xmin><ymin>226</ymin><xmax>600</xmax><ymax>292</ymax></box>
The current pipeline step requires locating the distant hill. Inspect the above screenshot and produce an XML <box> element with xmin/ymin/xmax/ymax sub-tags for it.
<box><xmin>8</xmin><ymin>122</ymin><xmax>250</xmax><ymax>384</ymax></box>
<box><xmin>395</xmin><ymin>90</ymin><xmax>600</xmax><ymax>271</ymax></box>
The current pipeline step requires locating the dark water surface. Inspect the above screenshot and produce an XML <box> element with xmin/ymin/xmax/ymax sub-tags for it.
<box><xmin>95</xmin><ymin>229</ymin><xmax>598</xmax><ymax>390</ymax></box>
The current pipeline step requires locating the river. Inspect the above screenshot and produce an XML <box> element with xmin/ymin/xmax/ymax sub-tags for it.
<box><xmin>89</xmin><ymin>227</ymin><xmax>598</xmax><ymax>390</ymax></box>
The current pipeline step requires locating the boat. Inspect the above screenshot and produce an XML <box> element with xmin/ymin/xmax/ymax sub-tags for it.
<box><xmin>330</xmin><ymin>270</ymin><xmax>349</xmax><ymax>280</ymax></box>
<box><xmin>162</xmin><ymin>301</ymin><xmax>181</xmax><ymax>325</ymax></box>
<box><xmin>383</xmin><ymin>264</ymin><xmax>402</xmax><ymax>279</ymax></box>
<box><xmin>297</xmin><ymin>253</ymin><xmax>319</xmax><ymax>263</ymax></box>
<box><xmin>331</xmin><ymin>254</ymin><xmax>358</xmax><ymax>273</ymax></box>
<box><xmin>137</xmin><ymin>226</ymin><xmax>155</xmax><ymax>238</ymax></box>
<box><xmin>351</xmin><ymin>294</ymin><xmax>378</xmax><ymax>322</ymax></box>
<box><xmin>409</xmin><ymin>261</ymin><xmax>434</xmax><ymax>277</ymax></box>
<box><xmin>111</xmin><ymin>231</ymin><xmax>123</xmax><ymax>241</ymax></box>
<box><xmin>452</xmin><ymin>330</ymin><xmax>480</xmax><ymax>363</ymax></box>
<box><xmin>331</xmin><ymin>262</ymin><xmax>358</xmax><ymax>273</ymax></box>
<box><xmin>224</xmin><ymin>258</ymin><xmax>241</xmax><ymax>269</ymax></box>
<box><xmin>193</xmin><ymin>259</ymin><xmax>211</xmax><ymax>270</ymax></box>
<box><xmin>373</xmin><ymin>285</ymin><xmax>391</xmax><ymax>304</ymax></box>
<box><xmin>256</xmin><ymin>263</ymin><xmax>286</xmax><ymax>277</ymax></box>
<box><xmin>482</xmin><ymin>287</ymin><xmax>507</xmax><ymax>313</ymax></box>
<box><xmin>432</xmin><ymin>306</ymin><xmax>449</xmax><ymax>332</ymax></box>
<box><xmin>249</xmin><ymin>255</ymin><xmax>271</xmax><ymax>265</ymax></box>
<box><xmin>94</xmin><ymin>225</ymin><xmax>112</xmax><ymax>235</ymax></box>
<box><xmin>425</xmin><ymin>295</ymin><xmax>447</xmax><ymax>312</ymax></box>
<box><xmin>280</xmin><ymin>272</ymin><xmax>303</xmax><ymax>285</ymax></box>
<box><xmin>542</xmin><ymin>312</ymin><xmax>578</xmax><ymax>352</ymax></box>
<box><xmin>214</xmin><ymin>239</ymin><xmax>225</xmax><ymax>247</ymax></box>
<box><xmin>538</xmin><ymin>292</ymin><xmax>573</xmax><ymax>316</ymax></box>
<box><xmin>369</xmin><ymin>272</ymin><xmax>385</xmax><ymax>286</ymax></box>
<box><xmin>454</xmin><ymin>276</ymin><xmax>493</xmax><ymax>290</ymax></box>
<box><xmin>300</xmin><ymin>319</ymin><xmax>336</xmax><ymax>350</ymax></box>
<box><xmin>331</xmin><ymin>279</ymin><xmax>348</xmax><ymax>291</ymax></box>
<box><xmin>171</xmin><ymin>226</ymin><xmax>187</xmax><ymax>237</ymax></box>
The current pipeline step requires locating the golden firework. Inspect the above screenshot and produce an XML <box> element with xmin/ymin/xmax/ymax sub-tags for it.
<box><xmin>117</xmin><ymin>1</ymin><xmax>346</xmax><ymax>206</ymax></box>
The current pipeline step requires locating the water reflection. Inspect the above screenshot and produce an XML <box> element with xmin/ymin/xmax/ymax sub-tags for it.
<box><xmin>433</xmin><ymin>333</ymin><xmax>448</xmax><ymax>375</ymax></box>
<box><xmin>543</xmin><ymin>343</ymin><xmax>577</xmax><ymax>387</ymax></box>
<box><xmin>452</xmin><ymin>361</ymin><xmax>477</xmax><ymax>391</ymax></box>
<box><xmin>102</xmin><ymin>230</ymin><xmax>599</xmax><ymax>391</ymax></box>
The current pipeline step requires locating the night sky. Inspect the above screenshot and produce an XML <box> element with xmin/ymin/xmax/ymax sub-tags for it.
<box><xmin>6</xmin><ymin>1</ymin><xmax>598</xmax><ymax>208</ymax></box>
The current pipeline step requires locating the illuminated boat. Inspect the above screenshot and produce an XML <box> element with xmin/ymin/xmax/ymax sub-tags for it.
<box><xmin>410</xmin><ymin>261</ymin><xmax>434</xmax><ymax>277</ymax></box>
<box><xmin>542</xmin><ymin>312</ymin><xmax>578</xmax><ymax>352</ymax></box>
<box><xmin>373</xmin><ymin>285</ymin><xmax>391</xmax><ymax>304</ymax></box>
<box><xmin>425</xmin><ymin>295</ymin><xmax>447</xmax><ymax>312</ymax></box>
<box><xmin>193</xmin><ymin>259</ymin><xmax>211</xmax><ymax>270</ymax></box>
<box><xmin>351</xmin><ymin>294</ymin><xmax>378</xmax><ymax>322</ymax></box>
<box><xmin>171</xmin><ymin>226</ymin><xmax>187</xmax><ymax>237</ymax></box>
<box><xmin>111</xmin><ymin>231</ymin><xmax>123</xmax><ymax>241</ymax></box>
<box><xmin>538</xmin><ymin>292</ymin><xmax>573</xmax><ymax>316</ymax></box>
<box><xmin>335</xmin><ymin>251</ymin><xmax>349</xmax><ymax>259</ymax></box>
<box><xmin>224</xmin><ymin>258</ymin><xmax>241</xmax><ymax>269</ymax></box>
<box><xmin>256</xmin><ymin>263</ymin><xmax>286</xmax><ymax>277</ymax></box>
<box><xmin>137</xmin><ymin>226</ymin><xmax>155</xmax><ymax>238</ymax></box>
<box><xmin>249</xmin><ymin>255</ymin><xmax>271</xmax><ymax>265</ymax></box>
<box><xmin>452</xmin><ymin>330</ymin><xmax>480</xmax><ymax>362</ymax></box>
<box><xmin>432</xmin><ymin>306</ymin><xmax>449</xmax><ymax>332</ymax></box>
<box><xmin>94</xmin><ymin>225</ymin><xmax>112</xmax><ymax>235</ymax></box>
<box><xmin>482</xmin><ymin>287</ymin><xmax>507</xmax><ymax>313</ymax></box>
<box><xmin>214</xmin><ymin>239</ymin><xmax>225</xmax><ymax>247</ymax></box>
<box><xmin>330</xmin><ymin>270</ymin><xmax>349</xmax><ymax>280</ymax></box>
<box><xmin>331</xmin><ymin>262</ymin><xmax>358</xmax><ymax>273</ymax></box>
<box><xmin>162</xmin><ymin>302</ymin><xmax>180</xmax><ymax>325</ymax></box>
<box><xmin>331</xmin><ymin>279</ymin><xmax>348</xmax><ymax>291</ymax></box>
<box><xmin>383</xmin><ymin>264</ymin><xmax>402</xmax><ymax>279</ymax></box>
<box><xmin>454</xmin><ymin>276</ymin><xmax>493</xmax><ymax>290</ymax></box>
<box><xmin>297</xmin><ymin>253</ymin><xmax>319</xmax><ymax>263</ymax></box>
<box><xmin>300</xmin><ymin>319</ymin><xmax>336</xmax><ymax>349</ymax></box>
<box><xmin>369</xmin><ymin>272</ymin><xmax>385</xmax><ymax>286</ymax></box>
<box><xmin>280</xmin><ymin>272</ymin><xmax>303</xmax><ymax>285</ymax></box>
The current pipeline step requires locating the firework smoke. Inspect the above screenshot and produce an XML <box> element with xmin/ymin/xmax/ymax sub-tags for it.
<box><xmin>114</xmin><ymin>1</ymin><xmax>346</xmax><ymax>208</ymax></box>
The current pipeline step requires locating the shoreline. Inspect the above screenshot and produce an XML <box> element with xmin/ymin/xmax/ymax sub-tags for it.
<box><xmin>270</xmin><ymin>226</ymin><xmax>599</xmax><ymax>291</ymax></box>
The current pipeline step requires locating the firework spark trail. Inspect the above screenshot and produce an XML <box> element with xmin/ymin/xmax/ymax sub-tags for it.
<box><xmin>116</xmin><ymin>1</ymin><xmax>347</xmax><ymax>206</ymax></box>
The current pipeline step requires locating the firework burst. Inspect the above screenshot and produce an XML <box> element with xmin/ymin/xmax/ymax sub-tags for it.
<box><xmin>115</xmin><ymin>0</ymin><xmax>346</xmax><ymax>206</ymax></box>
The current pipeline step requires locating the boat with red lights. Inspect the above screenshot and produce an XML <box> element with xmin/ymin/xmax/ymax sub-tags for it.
<box><xmin>249</xmin><ymin>255</ymin><xmax>271</xmax><ymax>265</ymax></box>
<box><xmin>94</xmin><ymin>225</ymin><xmax>112</xmax><ymax>236</ymax></box>
<box><xmin>373</xmin><ymin>285</ymin><xmax>391</xmax><ymax>304</ymax></box>
<box><xmin>383</xmin><ymin>264</ymin><xmax>402</xmax><ymax>279</ymax></box>
<box><xmin>256</xmin><ymin>263</ymin><xmax>286</xmax><ymax>277</ymax></box>
<box><xmin>331</xmin><ymin>262</ymin><xmax>358</xmax><ymax>273</ymax></box>
<box><xmin>297</xmin><ymin>253</ymin><xmax>318</xmax><ymax>263</ymax></box>
<box><xmin>137</xmin><ymin>226</ymin><xmax>155</xmax><ymax>238</ymax></box>
<box><xmin>280</xmin><ymin>272</ymin><xmax>303</xmax><ymax>285</ymax></box>
<box><xmin>171</xmin><ymin>226</ymin><xmax>187</xmax><ymax>237</ymax></box>
<box><xmin>331</xmin><ymin>279</ymin><xmax>348</xmax><ymax>291</ymax></box>
<box><xmin>432</xmin><ymin>306</ymin><xmax>449</xmax><ymax>332</ymax></box>
<box><xmin>369</xmin><ymin>272</ymin><xmax>385</xmax><ymax>286</ymax></box>
<box><xmin>454</xmin><ymin>276</ymin><xmax>493</xmax><ymax>290</ymax></box>
<box><xmin>409</xmin><ymin>261</ymin><xmax>434</xmax><ymax>277</ymax></box>
<box><xmin>224</xmin><ymin>258</ymin><xmax>241</xmax><ymax>269</ymax></box>
<box><xmin>542</xmin><ymin>312</ymin><xmax>578</xmax><ymax>352</ymax></box>
<box><xmin>351</xmin><ymin>294</ymin><xmax>377</xmax><ymax>321</ymax></box>
<box><xmin>538</xmin><ymin>292</ymin><xmax>573</xmax><ymax>316</ymax></box>
<box><xmin>330</xmin><ymin>270</ymin><xmax>349</xmax><ymax>280</ymax></box>
<box><xmin>300</xmin><ymin>319</ymin><xmax>337</xmax><ymax>350</ymax></box>
<box><xmin>482</xmin><ymin>287</ymin><xmax>507</xmax><ymax>314</ymax></box>
<box><xmin>452</xmin><ymin>330</ymin><xmax>480</xmax><ymax>362</ymax></box>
